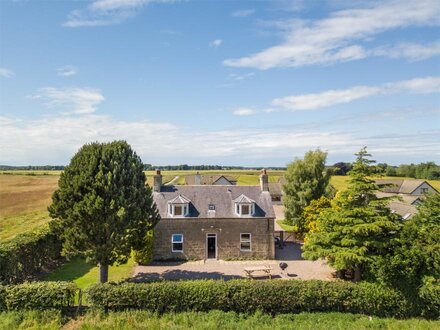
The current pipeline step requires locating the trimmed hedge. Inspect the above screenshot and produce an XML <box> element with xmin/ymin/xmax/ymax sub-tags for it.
<box><xmin>0</xmin><ymin>225</ymin><xmax>62</xmax><ymax>284</ymax></box>
<box><xmin>86</xmin><ymin>280</ymin><xmax>411</xmax><ymax>317</ymax></box>
<box><xmin>0</xmin><ymin>282</ymin><xmax>77</xmax><ymax>311</ymax></box>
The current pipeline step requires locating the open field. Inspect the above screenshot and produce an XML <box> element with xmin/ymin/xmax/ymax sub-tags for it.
<box><xmin>0</xmin><ymin>310</ymin><xmax>438</xmax><ymax>330</ymax></box>
<box><xmin>0</xmin><ymin>175</ymin><xmax>59</xmax><ymax>241</ymax></box>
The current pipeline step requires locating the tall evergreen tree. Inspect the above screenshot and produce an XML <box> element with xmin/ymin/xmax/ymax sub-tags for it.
<box><xmin>49</xmin><ymin>141</ymin><xmax>159</xmax><ymax>283</ymax></box>
<box><xmin>283</xmin><ymin>149</ymin><xmax>333</xmax><ymax>233</ymax></box>
<box><xmin>302</xmin><ymin>147</ymin><xmax>401</xmax><ymax>281</ymax></box>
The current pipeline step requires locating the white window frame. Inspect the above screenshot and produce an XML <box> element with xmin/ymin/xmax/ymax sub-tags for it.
<box><xmin>168</xmin><ymin>203</ymin><xmax>189</xmax><ymax>217</ymax></box>
<box><xmin>235</xmin><ymin>203</ymin><xmax>255</xmax><ymax>216</ymax></box>
<box><xmin>240</xmin><ymin>233</ymin><xmax>252</xmax><ymax>252</ymax></box>
<box><xmin>420</xmin><ymin>188</ymin><xmax>429</xmax><ymax>194</ymax></box>
<box><xmin>171</xmin><ymin>234</ymin><xmax>183</xmax><ymax>252</ymax></box>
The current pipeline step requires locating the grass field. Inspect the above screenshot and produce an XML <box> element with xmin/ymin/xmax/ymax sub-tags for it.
<box><xmin>44</xmin><ymin>257</ymin><xmax>135</xmax><ymax>290</ymax></box>
<box><xmin>0</xmin><ymin>310</ymin><xmax>438</xmax><ymax>330</ymax></box>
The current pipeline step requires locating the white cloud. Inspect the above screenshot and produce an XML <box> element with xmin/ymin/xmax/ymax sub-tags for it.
<box><xmin>209</xmin><ymin>39</ymin><xmax>223</xmax><ymax>48</ymax></box>
<box><xmin>224</xmin><ymin>0</ymin><xmax>440</xmax><ymax>69</ymax></box>
<box><xmin>63</xmin><ymin>0</ymin><xmax>175</xmax><ymax>27</ymax></box>
<box><xmin>30</xmin><ymin>87</ymin><xmax>105</xmax><ymax>114</ymax></box>
<box><xmin>231</xmin><ymin>9</ymin><xmax>255</xmax><ymax>17</ymax></box>
<box><xmin>228</xmin><ymin>72</ymin><xmax>254</xmax><ymax>81</ymax></box>
<box><xmin>268</xmin><ymin>76</ymin><xmax>440</xmax><ymax>111</ymax></box>
<box><xmin>232</xmin><ymin>107</ymin><xmax>257</xmax><ymax>116</ymax></box>
<box><xmin>373</xmin><ymin>41</ymin><xmax>440</xmax><ymax>61</ymax></box>
<box><xmin>0</xmin><ymin>68</ymin><xmax>14</xmax><ymax>78</ymax></box>
<box><xmin>57</xmin><ymin>65</ymin><xmax>78</xmax><ymax>77</ymax></box>
<box><xmin>2</xmin><ymin>111</ymin><xmax>439</xmax><ymax>165</ymax></box>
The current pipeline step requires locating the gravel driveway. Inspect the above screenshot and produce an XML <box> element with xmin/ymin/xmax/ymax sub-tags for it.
<box><xmin>133</xmin><ymin>242</ymin><xmax>333</xmax><ymax>282</ymax></box>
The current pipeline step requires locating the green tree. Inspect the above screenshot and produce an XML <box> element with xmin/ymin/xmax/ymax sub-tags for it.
<box><xmin>302</xmin><ymin>147</ymin><xmax>401</xmax><ymax>281</ymax></box>
<box><xmin>49</xmin><ymin>141</ymin><xmax>159</xmax><ymax>283</ymax></box>
<box><xmin>375</xmin><ymin>192</ymin><xmax>440</xmax><ymax>290</ymax></box>
<box><xmin>302</xmin><ymin>196</ymin><xmax>332</xmax><ymax>234</ymax></box>
<box><xmin>283</xmin><ymin>149</ymin><xmax>333</xmax><ymax>234</ymax></box>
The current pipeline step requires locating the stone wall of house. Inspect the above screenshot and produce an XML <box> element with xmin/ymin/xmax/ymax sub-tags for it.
<box><xmin>411</xmin><ymin>182</ymin><xmax>437</xmax><ymax>195</ymax></box>
<box><xmin>153</xmin><ymin>218</ymin><xmax>275</xmax><ymax>260</ymax></box>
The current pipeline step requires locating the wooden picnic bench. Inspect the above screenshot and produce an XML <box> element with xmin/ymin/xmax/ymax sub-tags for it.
<box><xmin>243</xmin><ymin>265</ymin><xmax>273</xmax><ymax>279</ymax></box>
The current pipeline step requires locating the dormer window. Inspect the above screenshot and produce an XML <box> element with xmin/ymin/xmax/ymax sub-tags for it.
<box><xmin>168</xmin><ymin>194</ymin><xmax>191</xmax><ymax>217</ymax></box>
<box><xmin>234</xmin><ymin>194</ymin><xmax>255</xmax><ymax>216</ymax></box>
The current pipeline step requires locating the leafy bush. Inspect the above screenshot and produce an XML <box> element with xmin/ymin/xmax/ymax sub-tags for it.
<box><xmin>86</xmin><ymin>280</ymin><xmax>410</xmax><ymax>317</ymax></box>
<box><xmin>3</xmin><ymin>282</ymin><xmax>77</xmax><ymax>311</ymax></box>
<box><xmin>0</xmin><ymin>285</ymin><xmax>6</xmax><ymax>312</ymax></box>
<box><xmin>0</xmin><ymin>225</ymin><xmax>62</xmax><ymax>284</ymax></box>
<box><xmin>133</xmin><ymin>230</ymin><xmax>154</xmax><ymax>265</ymax></box>
<box><xmin>418</xmin><ymin>277</ymin><xmax>440</xmax><ymax>319</ymax></box>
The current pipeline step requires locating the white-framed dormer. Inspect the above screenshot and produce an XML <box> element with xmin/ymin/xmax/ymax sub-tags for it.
<box><xmin>167</xmin><ymin>194</ymin><xmax>191</xmax><ymax>217</ymax></box>
<box><xmin>234</xmin><ymin>194</ymin><xmax>256</xmax><ymax>217</ymax></box>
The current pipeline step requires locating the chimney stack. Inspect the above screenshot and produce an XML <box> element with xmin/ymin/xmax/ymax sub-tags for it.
<box><xmin>259</xmin><ymin>168</ymin><xmax>269</xmax><ymax>192</ymax></box>
<box><xmin>195</xmin><ymin>171</ymin><xmax>201</xmax><ymax>185</ymax></box>
<box><xmin>153</xmin><ymin>169</ymin><xmax>162</xmax><ymax>192</ymax></box>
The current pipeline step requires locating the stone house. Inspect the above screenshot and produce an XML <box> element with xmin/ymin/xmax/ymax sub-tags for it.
<box><xmin>152</xmin><ymin>170</ymin><xmax>275</xmax><ymax>260</ymax></box>
<box><xmin>375</xmin><ymin>179</ymin><xmax>438</xmax><ymax>219</ymax></box>
<box><xmin>185</xmin><ymin>173</ymin><xmax>237</xmax><ymax>185</ymax></box>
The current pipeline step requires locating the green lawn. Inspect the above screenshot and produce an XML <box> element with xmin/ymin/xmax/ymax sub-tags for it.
<box><xmin>0</xmin><ymin>310</ymin><xmax>438</xmax><ymax>330</ymax></box>
<box><xmin>44</xmin><ymin>257</ymin><xmax>135</xmax><ymax>290</ymax></box>
<box><xmin>276</xmin><ymin>220</ymin><xmax>295</xmax><ymax>232</ymax></box>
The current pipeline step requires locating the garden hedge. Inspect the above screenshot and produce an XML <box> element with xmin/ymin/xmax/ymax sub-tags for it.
<box><xmin>0</xmin><ymin>282</ymin><xmax>77</xmax><ymax>311</ymax></box>
<box><xmin>0</xmin><ymin>225</ymin><xmax>62</xmax><ymax>284</ymax></box>
<box><xmin>85</xmin><ymin>280</ymin><xmax>411</xmax><ymax>318</ymax></box>
<box><xmin>418</xmin><ymin>277</ymin><xmax>440</xmax><ymax>319</ymax></box>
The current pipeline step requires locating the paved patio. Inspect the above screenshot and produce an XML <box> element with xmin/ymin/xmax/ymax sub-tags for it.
<box><xmin>132</xmin><ymin>243</ymin><xmax>334</xmax><ymax>282</ymax></box>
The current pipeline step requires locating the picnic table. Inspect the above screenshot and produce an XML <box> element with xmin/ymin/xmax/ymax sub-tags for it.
<box><xmin>243</xmin><ymin>265</ymin><xmax>273</xmax><ymax>279</ymax></box>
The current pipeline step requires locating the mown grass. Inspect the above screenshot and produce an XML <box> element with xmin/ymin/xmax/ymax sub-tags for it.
<box><xmin>276</xmin><ymin>220</ymin><xmax>295</xmax><ymax>232</ymax></box>
<box><xmin>0</xmin><ymin>310</ymin><xmax>438</xmax><ymax>330</ymax></box>
<box><xmin>44</xmin><ymin>257</ymin><xmax>135</xmax><ymax>290</ymax></box>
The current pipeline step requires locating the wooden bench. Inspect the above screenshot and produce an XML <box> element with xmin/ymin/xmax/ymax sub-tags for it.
<box><xmin>243</xmin><ymin>265</ymin><xmax>273</xmax><ymax>279</ymax></box>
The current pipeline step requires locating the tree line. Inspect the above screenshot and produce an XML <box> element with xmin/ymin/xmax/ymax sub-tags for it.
<box><xmin>333</xmin><ymin>161</ymin><xmax>440</xmax><ymax>180</ymax></box>
<box><xmin>0</xmin><ymin>164</ymin><xmax>286</xmax><ymax>171</ymax></box>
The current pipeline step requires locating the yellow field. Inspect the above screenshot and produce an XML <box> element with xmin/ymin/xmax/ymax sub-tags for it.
<box><xmin>0</xmin><ymin>175</ymin><xmax>59</xmax><ymax>241</ymax></box>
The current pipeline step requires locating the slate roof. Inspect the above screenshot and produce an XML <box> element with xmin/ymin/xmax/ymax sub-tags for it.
<box><xmin>168</xmin><ymin>194</ymin><xmax>191</xmax><ymax>204</ymax></box>
<box><xmin>389</xmin><ymin>201</ymin><xmax>417</xmax><ymax>219</ymax></box>
<box><xmin>268</xmin><ymin>177</ymin><xmax>286</xmax><ymax>196</ymax></box>
<box><xmin>185</xmin><ymin>174</ymin><xmax>237</xmax><ymax>185</ymax></box>
<box><xmin>376</xmin><ymin>192</ymin><xmax>421</xmax><ymax>205</ymax></box>
<box><xmin>154</xmin><ymin>185</ymin><xmax>275</xmax><ymax>219</ymax></box>
<box><xmin>233</xmin><ymin>194</ymin><xmax>255</xmax><ymax>203</ymax></box>
<box><xmin>374</xmin><ymin>179</ymin><xmax>434</xmax><ymax>194</ymax></box>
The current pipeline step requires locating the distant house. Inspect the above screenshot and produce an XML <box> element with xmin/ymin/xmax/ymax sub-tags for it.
<box><xmin>268</xmin><ymin>177</ymin><xmax>286</xmax><ymax>204</ymax></box>
<box><xmin>185</xmin><ymin>173</ymin><xmax>237</xmax><ymax>186</ymax></box>
<box><xmin>375</xmin><ymin>179</ymin><xmax>438</xmax><ymax>219</ymax></box>
<box><xmin>152</xmin><ymin>170</ymin><xmax>275</xmax><ymax>260</ymax></box>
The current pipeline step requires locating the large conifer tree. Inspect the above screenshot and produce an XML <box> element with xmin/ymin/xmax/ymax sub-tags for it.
<box><xmin>49</xmin><ymin>141</ymin><xmax>159</xmax><ymax>283</ymax></box>
<box><xmin>303</xmin><ymin>147</ymin><xmax>401</xmax><ymax>281</ymax></box>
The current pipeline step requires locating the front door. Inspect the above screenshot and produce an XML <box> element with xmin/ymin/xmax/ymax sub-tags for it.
<box><xmin>207</xmin><ymin>234</ymin><xmax>217</xmax><ymax>259</ymax></box>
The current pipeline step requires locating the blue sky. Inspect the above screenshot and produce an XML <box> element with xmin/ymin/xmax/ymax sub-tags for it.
<box><xmin>0</xmin><ymin>0</ymin><xmax>439</xmax><ymax>166</ymax></box>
